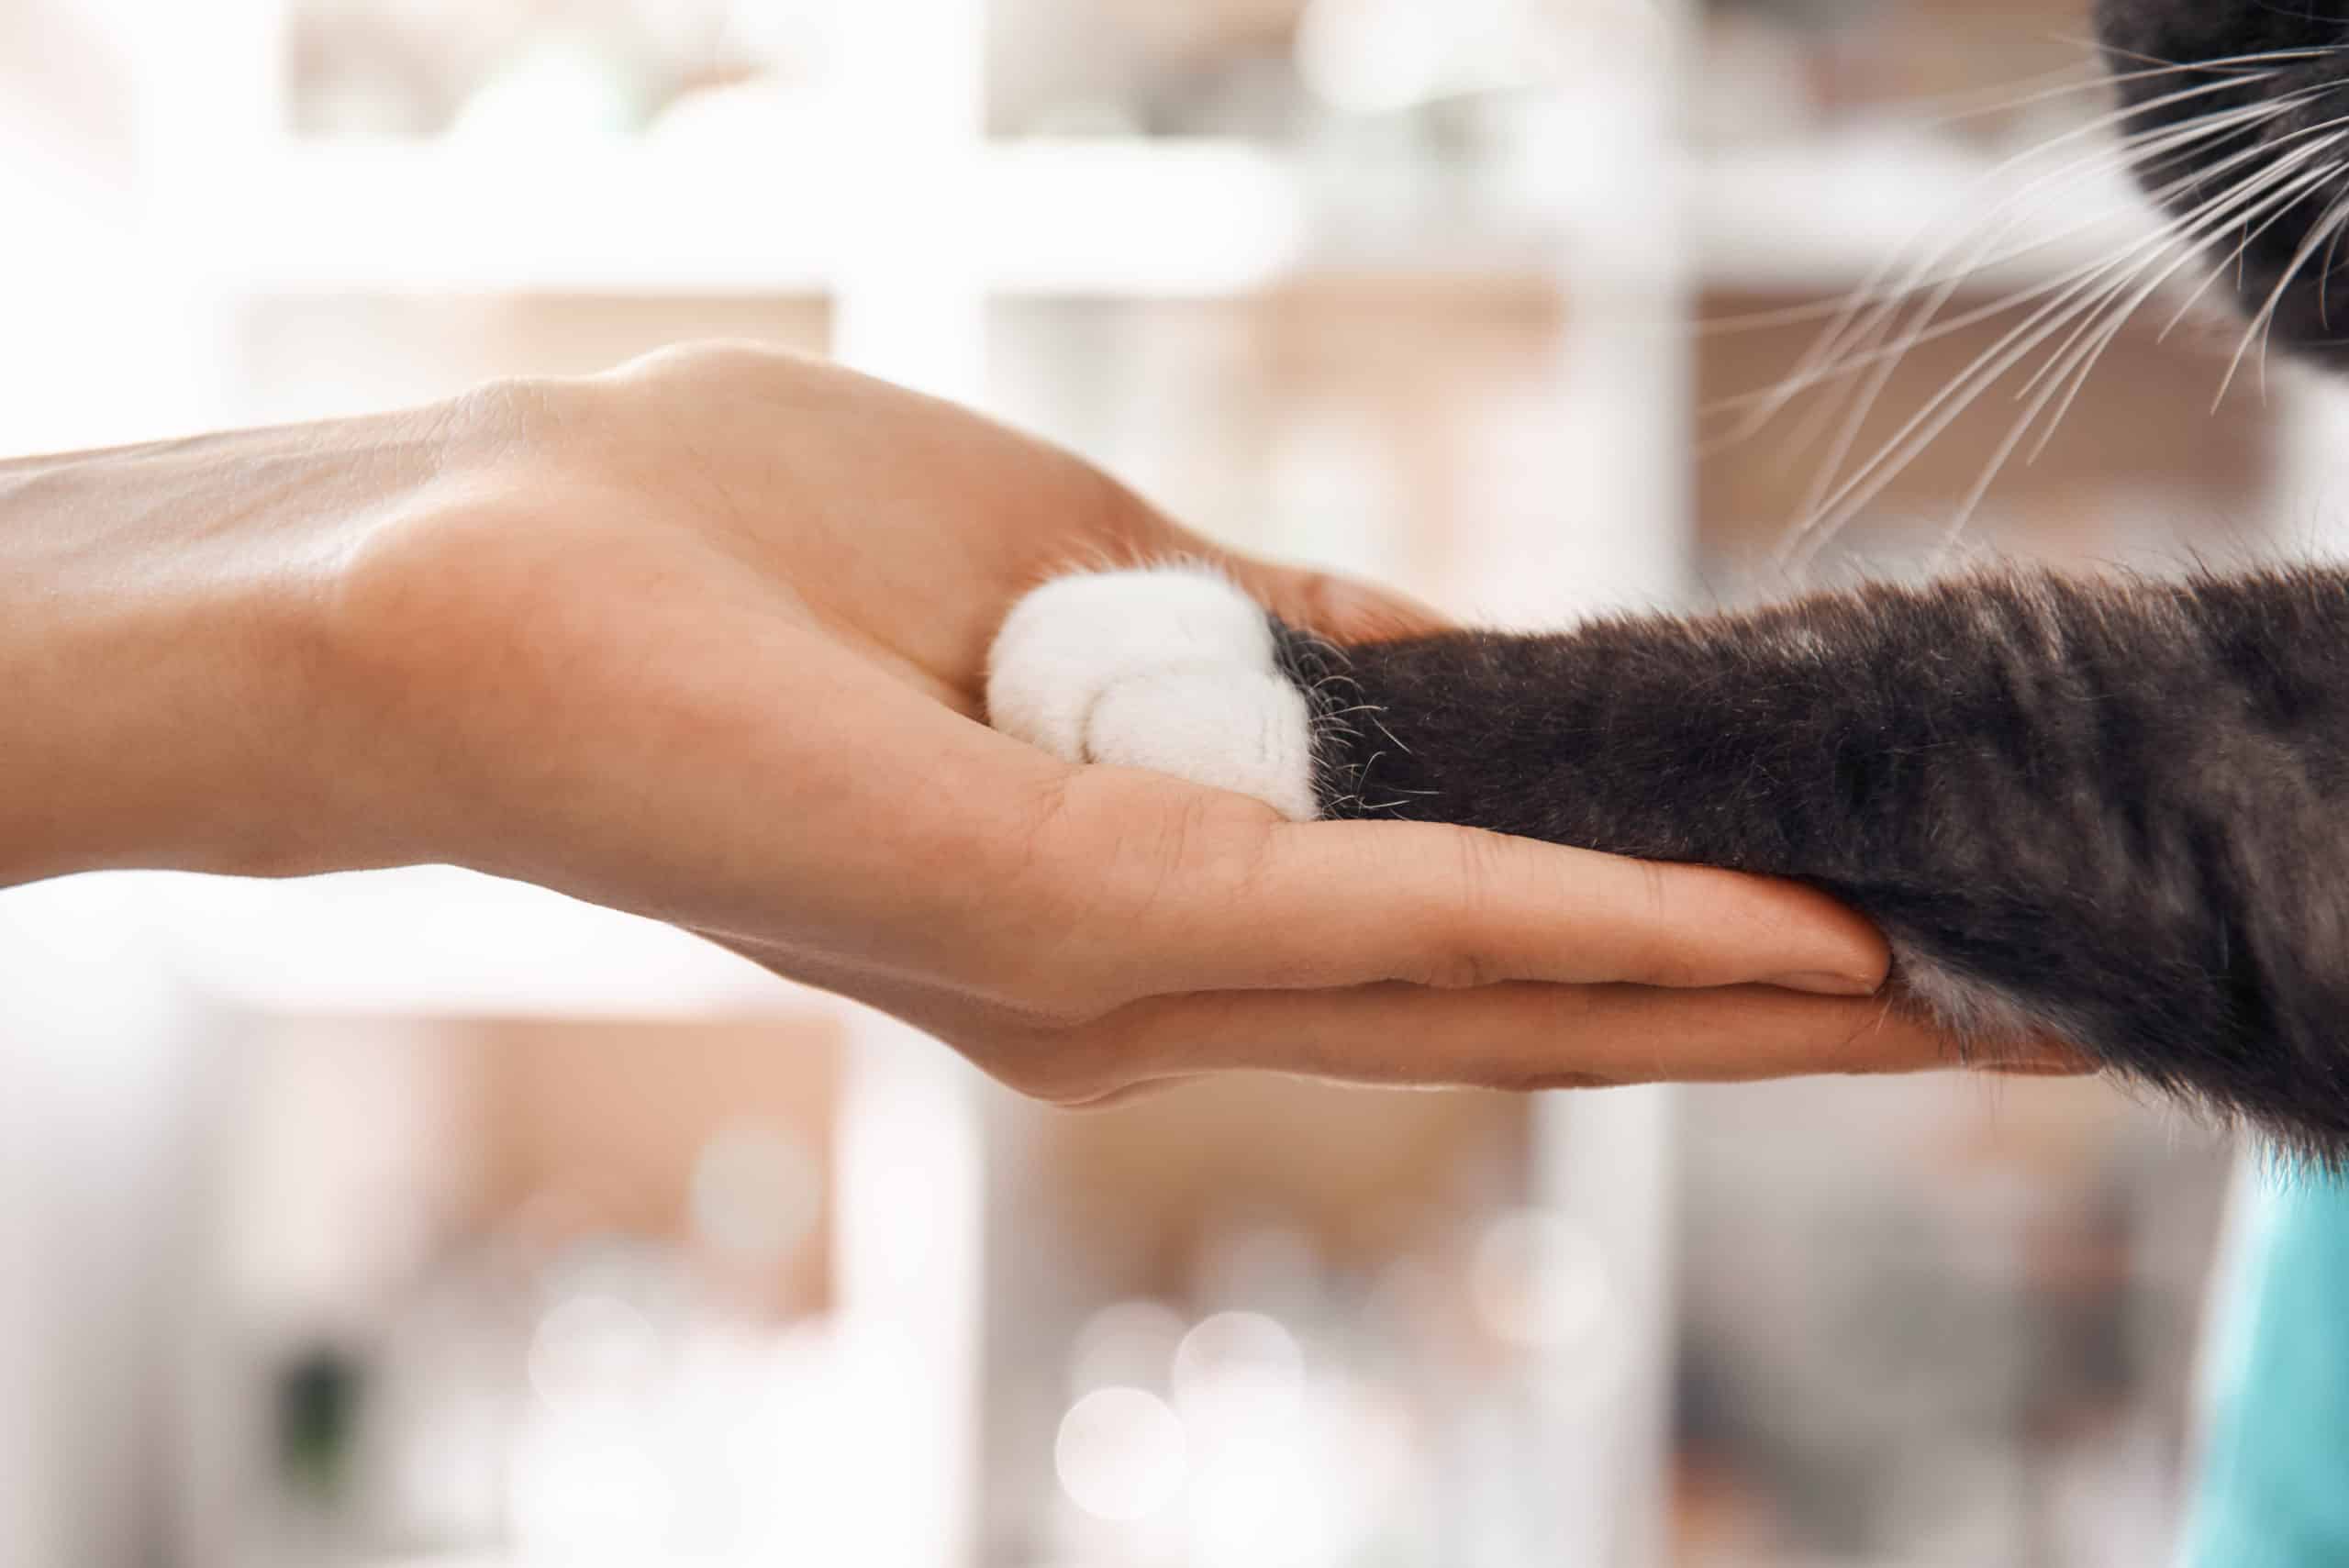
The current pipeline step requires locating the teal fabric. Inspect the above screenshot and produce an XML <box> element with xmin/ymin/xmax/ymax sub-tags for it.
<box><xmin>2182</xmin><ymin>1171</ymin><xmax>2349</xmax><ymax>1567</ymax></box>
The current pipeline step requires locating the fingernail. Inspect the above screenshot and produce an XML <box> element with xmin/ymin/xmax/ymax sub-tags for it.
<box><xmin>1774</xmin><ymin>970</ymin><xmax>1881</xmax><ymax>997</ymax></box>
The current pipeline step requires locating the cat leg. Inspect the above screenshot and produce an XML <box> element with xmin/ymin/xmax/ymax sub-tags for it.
<box><xmin>985</xmin><ymin>565</ymin><xmax>1320</xmax><ymax>822</ymax></box>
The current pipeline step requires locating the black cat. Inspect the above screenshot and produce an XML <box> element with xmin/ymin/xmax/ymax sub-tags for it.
<box><xmin>989</xmin><ymin>1</ymin><xmax>2349</xmax><ymax>1160</ymax></box>
<box><xmin>2099</xmin><ymin>0</ymin><xmax>2349</xmax><ymax>364</ymax></box>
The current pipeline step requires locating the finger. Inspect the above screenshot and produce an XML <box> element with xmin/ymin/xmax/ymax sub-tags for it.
<box><xmin>1067</xmin><ymin>780</ymin><xmax>1891</xmax><ymax>995</ymax></box>
<box><xmin>1095</xmin><ymin>982</ymin><xmax>2075</xmax><ymax>1090</ymax></box>
<box><xmin>1976</xmin><ymin>1049</ymin><xmax>2099</xmax><ymax>1077</ymax></box>
<box><xmin>1137</xmin><ymin>516</ymin><xmax>1450</xmax><ymax>641</ymax></box>
<box><xmin>1222</xmin><ymin>556</ymin><xmax>1451</xmax><ymax>643</ymax></box>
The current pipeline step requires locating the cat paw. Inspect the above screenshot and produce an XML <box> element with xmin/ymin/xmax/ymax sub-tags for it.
<box><xmin>986</xmin><ymin>565</ymin><xmax>1320</xmax><ymax>821</ymax></box>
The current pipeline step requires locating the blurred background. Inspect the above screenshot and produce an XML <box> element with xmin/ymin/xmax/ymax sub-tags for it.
<box><xmin>2</xmin><ymin>0</ymin><xmax>2319</xmax><ymax>1563</ymax></box>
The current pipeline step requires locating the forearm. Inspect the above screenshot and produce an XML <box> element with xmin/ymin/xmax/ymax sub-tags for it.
<box><xmin>1304</xmin><ymin>568</ymin><xmax>2345</xmax><ymax>857</ymax></box>
<box><xmin>1297</xmin><ymin>569</ymin><xmax>2349</xmax><ymax>1151</ymax></box>
<box><xmin>1295</xmin><ymin>575</ymin><xmax>2184</xmax><ymax>876</ymax></box>
<box><xmin>0</xmin><ymin>424</ymin><xmax>438</xmax><ymax>885</ymax></box>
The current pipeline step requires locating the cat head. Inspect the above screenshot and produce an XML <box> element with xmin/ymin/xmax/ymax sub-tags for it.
<box><xmin>2099</xmin><ymin>1</ymin><xmax>2349</xmax><ymax>362</ymax></box>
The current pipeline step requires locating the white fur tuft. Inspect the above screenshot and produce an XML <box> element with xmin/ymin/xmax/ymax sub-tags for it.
<box><xmin>986</xmin><ymin>565</ymin><xmax>1319</xmax><ymax>821</ymax></box>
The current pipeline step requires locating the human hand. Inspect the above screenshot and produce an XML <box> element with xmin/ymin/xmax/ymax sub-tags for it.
<box><xmin>0</xmin><ymin>344</ymin><xmax>2066</xmax><ymax>1098</ymax></box>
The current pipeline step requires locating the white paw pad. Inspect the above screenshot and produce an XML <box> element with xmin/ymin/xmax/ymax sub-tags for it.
<box><xmin>986</xmin><ymin>566</ymin><xmax>1320</xmax><ymax>821</ymax></box>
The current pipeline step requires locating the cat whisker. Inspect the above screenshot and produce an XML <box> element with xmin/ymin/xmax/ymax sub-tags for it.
<box><xmin>1715</xmin><ymin>74</ymin><xmax>2276</xmax><ymax>362</ymax></box>
<box><xmin>2218</xmin><ymin>179</ymin><xmax>2349</xmax><ymax>408</ymax></box>
<box><xmin>1784</xmin><ymin>140</ymin><xmax>2332</xmax><ymax>567</ymax></box>
<box><xmin>2270</xmin><ymin>194</ymin><xmax>2349</xmax><ymax>395</ymax></box>
<box><xmin>1865</xmin><ymin>50</ymin><xmax>2313</xmax><ymax>139</ymax></box>
<box><xmin>2047</xmin><ymin>133</ymin><xmax>2349</xmax><ymax>391</ymax></box>
<box><xmin>1962</xmin><ymin>170</ymin><xmax>2333</xmax><ymax>548</ymax></box>
<box><xmin>2020</xmin><ymin>164</ymin><xmax>2343</xmax><ymax>469</ymax></box>
<box><xmin>1700</xmin><ymin>138</ymin><xmax>2254</xmax><ymax>354</ymax></box>
<box><xmin>2089</xmin><ymin>39</ymin><xmax>2341</xmax><ymax>80</ymax></box>
<box><xmin>1784</xmin><ymin>233</ymin><xmax>2174</xmax><ymax>539</ymax></box>
<box><xmin>1701</xmin><ymin>145</ymin><xmax>2256</xmax><ymax>350</ymax></box>
<box><xmin>1998</xmin><ymin>157</ymin><xmax>2346</xmax><ymax>526</ymax></box>
<box><xmin>1791</xmin><ymin>75</ymin><xmax>2291</xmax><ymax>319</ymax></box>
<box><xmin>1780</xmin><ymin>103</ymin><xmax>2343</xmax><ymax>461</ymax></box>
<box><xmin>2002</xmin><ymin>143</ymin><xmax>2331</xmax><ymax>434</ymax></box>
<box><xmin>1716</xmin><ymin>83</ymin><xmax>2313</xmax><ymax>453</ymax></box>
<box><xmin>2320</xmin><ymin>196</ymin><xmax>2349</xmax><ymax>333</ymax></box>
<box><xmin>2159</xmin><ymin>132</ymin><xmax>2349</xmax><ymax>344</ymax></box>
<box><xmin>1702</xmin><ymin>124</ymin><xmax>2298</xmax><ymax>424</ymax></box>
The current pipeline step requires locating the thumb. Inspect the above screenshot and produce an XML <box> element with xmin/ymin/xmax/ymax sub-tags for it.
<box><xmin>1165</xmin><ymin>817</ymin><xmax>1895</xmax><ymax>995</ymax></box>
<box><xmin>1227</xmin><ymin>559</ymin><xmax>1450</xmax><ymax>643</ymax></box>
<box><xmin>1143</xmin><ymin>519</ymin><xmax>1449</xmax><ymax>642</ymax></box>
<box><xmin>1049</xmin><ymin>772</ymin><xmax>1893</xmax><ymax>998</ymax></box>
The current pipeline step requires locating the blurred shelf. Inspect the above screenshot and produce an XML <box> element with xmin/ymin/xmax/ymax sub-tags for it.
<box><xmin>186</xmin><ymin>131</ymin><xmax>2166</xmax><ymax>304</ymax></box>
<box><xmin>1692</xmin><ymin>132</ymin><xmax>2162</xmax><ymax>293</ymax></box>
<box><xmin>193</xmin><ymin>140</ymin><xmax>841</xmax><ymax>295</ymax></box>
<box><xmin>191</xmin><ymin>138</ymin><xmax>1308</xmax><ymax>297</ymax></box>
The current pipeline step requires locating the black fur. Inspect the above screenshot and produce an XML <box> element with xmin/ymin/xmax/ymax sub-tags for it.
<box><xmin>2098</xmin><ymin>0</ymin><xmax>2349</xmax><ymax>362</ymax></box>
<box><xmin>1217</xmin><ymin>7</ymin><xmax>2349</xmax><ymax>1158</ymax></box>
<box><xmin>1275</xmin><ymin>567</ymin><xmax>2349</xmax><ymax>1160</ymax></box>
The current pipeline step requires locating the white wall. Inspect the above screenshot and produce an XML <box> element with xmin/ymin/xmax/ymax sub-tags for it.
<box><xmin>0</xmin><ymin>877</ymin><xmax>210</xmax><ymax>1568</ymax></box>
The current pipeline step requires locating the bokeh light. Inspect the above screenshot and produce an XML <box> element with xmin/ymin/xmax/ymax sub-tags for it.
<box><xmin>1470</xmin><ymin>1208</ymin><xmax>1609</xmax><ymax>1351</ymax></box>
<box><xmin>1170</xmin><ymin>1310</ymin><xmax>1306</xmax><ymax>1439</ymax></box>
<box><xmin>527</xmin><ymin>1292</ymin><xmax>663</xmax><ymax>1412</ymax></box>
<box><xmin>689</xmin><ymin>1120</ymin><xmax>822</xmax><ymax>1268</ymax></box>
<box><xmin>1068</xmin><ymin>1299</ymin><xmax>1186</xmax><ymax>1397</ymax></box>
<box><xmin>1054</xmin><ymin>1386</ymin><xmax>1189</xmax><ymax>1523</ymax></box>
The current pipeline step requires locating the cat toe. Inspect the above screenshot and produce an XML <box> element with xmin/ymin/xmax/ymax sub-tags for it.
<box><xmin>1087</xmin><ymin>663</ymin><xmax>1319</xmax><ymax>822</ymax></box>
<box><xmin>986</xmin><ymin>565</ymin><xmax>1319</xmax><ymax>820</ymax></box>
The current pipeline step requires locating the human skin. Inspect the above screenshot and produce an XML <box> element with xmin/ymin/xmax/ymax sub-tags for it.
<box><xmin>0</xmin><ymin>344</ymin><xmax>2074</xmax><ymax>1102</ymax></box>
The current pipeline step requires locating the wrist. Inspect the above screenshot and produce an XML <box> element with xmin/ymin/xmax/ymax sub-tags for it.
<box><xmin>0</xmin><ymin>416</ymin><xmax>464</xmax><ymax>886</ymax></box>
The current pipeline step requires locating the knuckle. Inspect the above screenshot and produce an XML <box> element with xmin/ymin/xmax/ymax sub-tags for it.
<box><xmin>991</xmin><ymin>769</ymin><xmax>1270</xmax><ymax>994</ymax></box>
<box><xmin>1639</xmin><ymin>860</ymin><xmax>1678</xmax><ymax>931</ymax></box>
<box><xmin>1623</xmin><ymin>867</ymin><xmax>1680</xmax><ymax>973</ymax></box>
<box><xmin>1627</xmin><ymin>862</ymin><xmax>1711</xmax><ymax>984</ymax></box>
<box><xmin>970</xmin><ymin>776</ymin><xmax>1130</xmax><ymax>1010</ymax></box>
<box><xmin>1418</xmin><ymin>831</ymin><xmax>1510</xmax><ymax>989</ymax></box>
<box><xmin>1419</xmin><ymin>945</ymin><xmax>1501</xmax><ymax>992</ymax></box>
<box><xmin>940</xmin><ymin>779</ymin><xmax>1160</xmax><ymax>1018</ymax></box>
<box><xmin>1279</xmin><ymin>570</ymin><xmax>1345</xmax><ymax>635</ymax></box>
<box><xmin>609</xmin><ymin>339</ymin><xmax>800</xmax><ymax>395</ymax></box>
